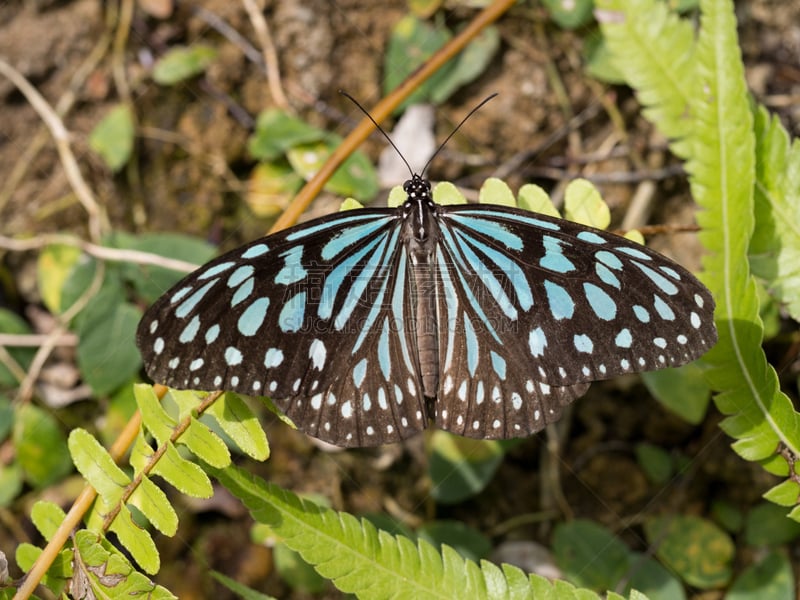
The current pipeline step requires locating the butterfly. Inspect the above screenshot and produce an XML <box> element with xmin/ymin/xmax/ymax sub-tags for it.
<box><xmin>136</xmin><ymin>171</ymin><xmax>717</xmax><ymax>447</ymax></box>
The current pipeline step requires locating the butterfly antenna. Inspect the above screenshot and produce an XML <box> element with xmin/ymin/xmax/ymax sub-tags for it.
<box><xmin>419</xmin><ymin>93</ymin><xmax>498</xmax><ymax>177</ymax></box>
<box><xmin>339</xmin><ymin>90</ymin><xmax>415</xmax><ymax>178</ymax></box>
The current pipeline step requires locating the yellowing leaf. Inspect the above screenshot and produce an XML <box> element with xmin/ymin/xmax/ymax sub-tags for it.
<box><xmin>89</xmin><ymin>104</ymin><xmax>134</xmax><ymax>172</ymax></box>
<box><xmin>152</xmin><ymin>44</ymin><xmax>217</xmax><ymax>85</ymax></box>
<box><xmin>564</xmin><ymin>178</ymin><xmax>611</xmax><ymax>229</ymax></box>
<box><xmin>246</xmin><ymin>162</ymin><xmax>302</xmax><ymax>218</ymax></box>
<box><xmin>433</xmin><ymin>181</ymin><xmax>466</xmax><ymax>205</ymax></box>
<box><xmin>37</xmin><ymin>244</ymin><xmax>82</xmax><ymax>313</ymax></box>
<box><xmin>478</xmin><ymin>177</ymin><xmax>515</xmax><ymax>207</ymax></box>
<box><xmin>517</xmin><ymin>183</ymin><xmax>560</xmax><ymax>217</ymax></box>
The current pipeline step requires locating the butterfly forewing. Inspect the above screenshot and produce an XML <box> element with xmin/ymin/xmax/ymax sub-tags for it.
<box><xmin>137</xmin><ymin>208</ymin><xmax>428</xmax><ymax>446</ymax></box>
<box><xmin>436</xmin><ymin>205</ymin><xmax>716</xmax><ymax>386</ymax></box>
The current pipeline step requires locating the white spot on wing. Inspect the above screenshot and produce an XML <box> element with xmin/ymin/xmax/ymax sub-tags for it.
<box><xmin>309</xmin><ymin>339</ymin><xmax>327</xmax><ymax>370</ymax></box>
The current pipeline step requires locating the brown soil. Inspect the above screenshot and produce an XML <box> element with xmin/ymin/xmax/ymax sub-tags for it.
<box><xmin>1</xmin><ymin>1</ymin><xmax>798</xmax><ymax>598</ymax></box>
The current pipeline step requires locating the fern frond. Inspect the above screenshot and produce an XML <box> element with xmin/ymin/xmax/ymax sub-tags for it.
<box><xmin>689</xmin><ymin>0</ymin><xmax>800</xmax><ymax>469</ymax></box>
<box><xmin>209</xmin><ymin>463</ymin><xmax>602</xmax><ymax>600</ymax></box>
<box><xmin>594</xmin><ymin>0</ymin><xmax>697</xmax><ymax>158</ymax></box>
<box><xmin>597</xmin><ymin>0</ymin><xmax>800</xmax><ymax>518</ymax></box>
<box><xmin>750</xmin><ymin>105</ymin><xmax>800</xmax><ymax>322</ymax></box>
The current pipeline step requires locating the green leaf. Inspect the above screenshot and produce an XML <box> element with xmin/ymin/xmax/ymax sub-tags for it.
<box><xmin>0</xmin><ymin>463</ymin><xmax>22</xmax><ymax>507</ymax></box>
<box><xmin>625</xmin><ymin>553</ymin><xmax>685</xmax><ymax>600</ymax></box>
<box><xmin>339</xmin><ymin>197</ymin><xmax>363</xmax><ymax>211</ymax></box>
<box><xmin>743</xmin><ymin>502</ymin><xmax>800</xmax><ymax>546</ymax></box>
<box><xmin>248</xmin><ymin>109</ymin><xmax>325</xmax><ymax>161</ymax></box>
<box><xmin>553</xmin><ymin>520</ymin><xmax>630</xmax><ymax>590</ymax></box>
<box><xmin>563</xmin><ymin>179</ymin><xmax>610</xmax><ymax>229</ymax></box>
<box><xmin>584</xmin><ymin>35</ymin><xmax>627</xmax><ymax>84</ymax></box>
<box><xmin>69</xmin><ymin>267</ymin><xmax>124</xmax><ymax>332</ymax></box>
<box><xmin>77</xmin><ymin>301</ymin><xmax>142</xmax><ymax>396</ymax></box>
<box><xmin>210</xmin><ymin>570</ymin><xmax>278</xmax><ymax>600</ymax></box>
<box><xmin>388</xmin><ymin>185</ymin><xmax>408</xmax><ymax>207</ymax></box>
<box><xmin>383</xmin><ymin>15</ymin><xmax>454</xmax><ymax>110</ymax></box>
<box><xmin>36</xmin><ymin>243</ymin><xmax>82</xmax><ymax>313</ymax></box>
<box><xmin>478</xmin><ymin>177</ymin><xmax>516</xmax><ymax>207</ymax></box>
<box><xmin>640</xmin><ymin>362</ymin><xmax>712</xmax><ymax>424</ymax></box>
<box><xmin>543</xmin><ymin>0</ymin><xmax>595</xmax><ymax>29</ymax></box>
<box><xmin>417</xmin><ymin>521</ymin><xmax>492</xmax><ymax>563</ymax></box>
<box><xmin>89</xmin><ymin>104</ymin><xmax>135</xmax><ymax>172</ymax></box>
<box><xmin>58</xmin><ymin>253</ymin><xmax>102</xmax><ymax>321</ymax></box>
<box><xmin>432</xmin><ymin>181</ymin><xmax>466</xmax><ymax>205</ymax></box>
<box><xmin>107</xmin><ymin>503</ymin><xmax>160</xmax><ymax>574</ymax></box>
<box><xmin>328</xmin><ymin>146</ymin><xmax>380</xmax><ymax>201</ymax></box>
<box><xmin>286</xmin><ymin>141</ymin><xmax>379</xmax><ymax>201</ymax></box>
<box><xmin>159</xmin><ymin>441</ymin><xmax>213</xmax><ymax>497</ymax></box>
<box><xmin>274</xmin><ymin>544</ymin><xmax>327</xmax><ymax>593</ymax></box>
<box><xmin>644</xmin><ymin>515</ymin><xmax>733</xmax><ymax>588</ymax></box>
<box><xmin>152</xmin><ymin>44</ymin><xmax>217</xmax><ymax>85</ymax></box>
<box><xmin>15</xmin><ymin>543</ymin><xmax>41</xmax><ymax>573</ymax></box>
<box><xmin>0</xmin><ymin>394</ymin><xmax>12</xmax><ymax>440</ymax></box>
<box><xmin>749</xmin><ymin>104</ymin><xmax>800</xmax><ymax>323</ymax></box>
<box><xmin>710</xmin><ymin>499</ymin><xmax>744</xmax><ymax>533</ymax></box>
<box><xmin>762</xmin><ymin>479</ymin><xmax>800</xmax><ymax>507</ymax></box>
<box><xmin>246</xmin><ymin>162</ymin><xmax>303</xmax><ymax>218</ymax></box>
<box><xmin>128</xmin><ymin>475</ymin><xmax>179</xmax><ymax>536</ymax></box>
<box><xmin>595</xmin><ymin>0</ymin><xmax>698</xmax><ymax>157</ymax></box>
<box><xmin>726</xmin><ymin>551</ymin><xmax>795</xmax><ymax>600</ymax></box>
<box><xmin>177</xmin><ymin>416</ymin><xmax>231</xmax><ymax>469</ymax></box>
<box><xmin>73</xmin><ymin>529</ymin><xmax>175</xmax><ymax>597</ymax></box>
<box><xmin>204</xmin><ymin>392</ymin><xmax>269</xmax><ymax>461</ymax></box>
<box><xmin>31</xmin><ymin>501</ymin><xmax>67</xmax><ymax>541</ymax></box>
<box><xmin>430</xmin><ymin>26</ymin><xmax>500</xmax><ymax>104</ymax></box>
<box><xmin>517</xmin><ymin>183</ymin><xmax>560</xmax><ymax>217</ymax></box>
<box><xmin>0</xmin><ymin>309</ymin><xmax>35</xmax><ymax>386</ymax></box>
<box><xmin>114</xmin><ymin>231</ymin><xmax>215</xmax><ymax>304</ymax></box>
<box><xmin>16</xmin><ymin>542</ymin><xmax>72</xmax><ymax>595</ymax></box>
<box><xmin>383</xmin><ymin>16</ymin><xmax>498</xmax><ymax>109</ymax></box>
<box><xmin>209</xmin><ymin>462</ymin><xmax>563</xmax><ymax>599</ymax></box>
<box><xmin>428</xmin><ymin>431</ymin><xmax>505</xmax><ymax>504</ymax></box>
<box><xmin>13</xmin><ymin>404</ymin><xmax>72</xmax><ymax>487</ymax></box>
<box><xmin>68</xmin><ymin>428</ymin><xmax>130</xmax><ymax>503</ymax></box>
<box><xmin>634</xmin><ymin>442</ymin><xmax>673</xmax><ymax>485</ymax></box>
<box><xmin>134</xmin><ymin>384</ymin><xmax>177</xmax><ymax>444</ymax></box>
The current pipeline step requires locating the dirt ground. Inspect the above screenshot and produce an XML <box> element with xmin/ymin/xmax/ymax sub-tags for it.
<box><xmin>1</xmin><ymin>1</ymin><xmax>799</xmax><ymax>598</ymax></box>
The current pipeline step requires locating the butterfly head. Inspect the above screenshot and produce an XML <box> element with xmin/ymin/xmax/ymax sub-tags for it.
<box><xmin>403</xmin><ymin>174</ymin><xmax>432</xmax><ymax>203</ymax></box>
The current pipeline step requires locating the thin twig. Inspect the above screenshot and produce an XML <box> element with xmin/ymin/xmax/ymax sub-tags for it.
<box><xmin>491</xmin><ymin>101</ymin><xmax>604</xmax><ymax>180</ymax></box>
<box><xmin>0</xmin><ymin>345</ymin><xmax>27</xmax><ymax>384</ymax></box>
<box><xmin>0</xmin><ymin>233</ymin><xmax>199</xmax><ymax>273</ymax></box>
<box><xmin>0</xmin><ymin>58</ymin><xmax>109</xmax><ymax>242</ymax></box>
<box><xmin>193</xmin><ymin>5</ymin><xmax>265</xmax><ymax>66</ymax></box>
<box><xmin>111</xmin><ymin>0</ymin><xmax>134</xmax><ymax>102</ymax></box>
<box><xmin>0</xmin><ymin>333</ymin><xmax>79</xmax><ymax>347</ymax></box>
<box><xmin>241</xmin><ymin>0</ymin><xmax>290</xmax><ymax>109</ymax></box>
<box><xmin>0</xmin><ymin>28</ymin><xmax>112</xmax><ymax>215</ymax></box>
<box><xmin>522</xmin><ymin>164</ymin><xmax>684</xmax><ymax>184</ymax></box>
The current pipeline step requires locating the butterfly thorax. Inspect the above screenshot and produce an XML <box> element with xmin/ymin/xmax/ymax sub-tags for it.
<box><xmin>401</xmin><ymin>175</ymin><xmax>440</xmax><ymax>400</ymax></box>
